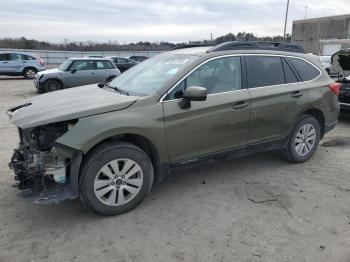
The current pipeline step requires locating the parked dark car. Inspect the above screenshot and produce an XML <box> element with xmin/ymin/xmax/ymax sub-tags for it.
<box><xmin>129</xmin><ymin>55</ymin><xmax>148</xmax><ymax>62</ymax></box>
<box><xmin>107</xmin><ymin>57</ymin><xmax>137</xmax><ymax>72</ymax></box>
<box><xmin>332</xmin><ymin>49</ymin><xmax>350</xmax><ymax>111</ymax></box>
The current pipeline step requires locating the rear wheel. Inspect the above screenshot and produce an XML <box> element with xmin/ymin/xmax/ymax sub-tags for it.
<box><xmin>43</xmin><ymin>79</ymin><xmax>62</xmax><ymax>92</ymax></box>
<box><xmin>23</xmin><ymin>67</ymin><xmax>37</xmax><ymax>79</ymax></box>
<box><xmin>283</xmin><ymin>115</ymin><xmax>320</xmax><ymax>163</ymax></box>
<box><xmin>79</xmin><ymin>142</ymin><xmax>154</xmax><ymax>216</ymax></box>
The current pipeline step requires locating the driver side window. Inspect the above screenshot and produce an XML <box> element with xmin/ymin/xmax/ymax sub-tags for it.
<box><xmin>70</xmin><ymin>60</ymin><xmax>93</xmax><ymax>71</ymax></box>
<box><xmin>165</xmin><ymin>56</ymin><xmax>241</xmax><ymax>100</ymax></box>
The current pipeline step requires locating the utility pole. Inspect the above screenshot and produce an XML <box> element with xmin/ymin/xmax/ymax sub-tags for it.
<box><xmin>283</xmin><ymin>0</ymin><xmax>290</xmax><ymax>38</ymax></box>
<box><xmin>304</xmin><ymin>2</ymin><xmax>308</xmax><ymax>19</ymax></box>
<box><xmin>210</xmin><ymin>33</ymin><xmax>213</xmax><ymax>44</ymax></box>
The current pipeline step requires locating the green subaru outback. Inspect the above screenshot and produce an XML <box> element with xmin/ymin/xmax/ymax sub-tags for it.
<box><xmin>8</xmin><ymin>42</ymin><xmax>340</xmax><ymax>215</ymax></box>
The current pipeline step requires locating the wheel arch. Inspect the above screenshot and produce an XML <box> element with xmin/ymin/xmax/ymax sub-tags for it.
<box><xmin>297</xmin><ymin>108</ymin><xmax>325</xmax><ymax>138</ymax></box>
<box><xmin>22</xmin><ymin>66</ymin><xmax>37</xmax><ymax>76</ymax></box>
<box><xmin>43</xmin><ymin>77</ymin><xmax>64</xmax><ymax>88</ymax></box>
<box><xmin>83</xmin><ymin>133</ymin><xmax>163</xmax><ymax>182</ymax></box>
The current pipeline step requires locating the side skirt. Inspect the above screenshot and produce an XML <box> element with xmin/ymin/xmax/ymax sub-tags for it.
<box><xmin>168</xmin><ymin>137</ymin><xmax>288</xmax><ymax>172</ymax></box>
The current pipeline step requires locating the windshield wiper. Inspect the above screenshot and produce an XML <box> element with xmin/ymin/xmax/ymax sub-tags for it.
<box><xmin>104</xmin><ymin>83</ymin><xmax>130</xmax><ymax>96</ymax></box>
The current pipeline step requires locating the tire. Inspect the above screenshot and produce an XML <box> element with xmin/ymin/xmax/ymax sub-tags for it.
<box><xmin>283</xmin><ymin>115</ymin><xmax>321</xmax><ymax>163</ymax></box>
<box><xmin>43</xmin><ymin>79</ymin><xmax>62</xmax><ymax>92</ymax></box>
<box><xmin>79</xmin><ymin>142</ymin><xmax>154</xmax><ymax>216</ymax></box>
<box><xmin>23</xmin><ymin>67</ymin><xmax>37</xmax><ymax>79</ymax></box>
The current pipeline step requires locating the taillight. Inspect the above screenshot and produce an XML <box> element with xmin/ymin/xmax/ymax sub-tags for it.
<box><xmin>39</xmin><ymin>58</ymin><xmax>44</xmax><ymax>66</ymax></box>
<box><xmin>329</xmin><ymin>82</ymin><xmax>340</xmax><ymax>96</ymax></box>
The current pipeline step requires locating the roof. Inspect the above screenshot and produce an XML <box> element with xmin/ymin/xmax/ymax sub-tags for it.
<box><xmin>68</xmin><ymin>57</ymin><xmax>113</xmax><ymax>60</ymax></box>
<box><xmin>293</xmin><ymin>13</ymin><xmax>350</xmax><ymax>23</ymax></box>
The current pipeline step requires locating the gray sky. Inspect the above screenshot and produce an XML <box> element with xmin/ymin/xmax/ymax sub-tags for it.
<box><xmin>1</xmin><ymin>0</ymin><xmax>349</xmax><ymax>43</ymax></box>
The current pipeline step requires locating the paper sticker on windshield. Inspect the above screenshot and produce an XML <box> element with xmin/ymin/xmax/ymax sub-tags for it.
<box><xmin>166</xmin><ymin>58</ymin><xmax>189</xmax><ymax>65</ymax></box>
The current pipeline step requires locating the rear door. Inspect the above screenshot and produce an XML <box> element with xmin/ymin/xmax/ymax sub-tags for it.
<box><xmin>65</xmin><ymin>60</ymin><xmax>97</xmax><ymax>87</ymax></box>
<box><xmin>163</xmin><ymin>56</ymin><xmax>251</xmax><ymax>163</ymax></box>
<box><xmin>95</xmin><ymin>60</ymin><xmax>115</xmax><ymax>82</ymax></box>
<box><xmin>0</xmin><ymin>53</ymin><xmax>10</xmax><ymax>73</ymax></box>
<box><xmin>8</xmin><ymin>53</ymin><xmax>24</xmax><ymax>72</ymax></box>
<box><xmin>245</xmin><ymin>55</ymin><xmax>309</xmax><ymax>144</ymax></box>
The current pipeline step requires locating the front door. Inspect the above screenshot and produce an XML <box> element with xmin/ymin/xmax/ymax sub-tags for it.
<box><xmin>162</xmin><ymin>56</ymin><xmax>251</xmax><ymax>163</ymax></box>
<box><xmin>0</xmin><ymin>53</ymin><xmax>10</xmax><ymax>73</ymax></box>
<box><xmin>65</xmin><ymin>60</ymin><xmax>97</xmax><ymax>87</ymax></box>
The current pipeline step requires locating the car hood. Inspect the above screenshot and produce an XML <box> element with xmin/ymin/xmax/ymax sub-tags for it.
<box><xmin>7</xmin><ymin>84</ymin><xmax>138</xmax><ymax>129</ymax></box>
<box><xmin>36</xmin><ymin>68</ymin><xmax>62</xmax><ymax>77</ymax></box>
<box><xmin>331</xmin><ymin>49</ymin><xmax>350</xmax><ymax>76</ymax></box>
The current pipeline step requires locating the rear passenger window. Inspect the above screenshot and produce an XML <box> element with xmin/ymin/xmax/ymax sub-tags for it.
<box><xmin>281</xmin><ymin>58</ymin><xmax>299</xmax><ymax>83</ymax></box>
<box><xmin>287</xmin><ymin>57</ymin><xmax>320</xmax><ymax>81</ymax></box>
<box><xmin>10</xmin><ymin>53</ymin><xmax>22</xmax><ymax>61</ymax></box>
<box><xmin>246</xmin><ymin>56</ymin><xmax>285</xmax><ymax>88</ymax></box>
<box><xmin>20</xmin><ymin>54</ymin><xmax>35</xmax><ymax>60</ymax></box>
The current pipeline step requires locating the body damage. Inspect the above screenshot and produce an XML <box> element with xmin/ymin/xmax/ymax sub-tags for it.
<box><xmin>7</xmin><ymin>48</ymin><xmax>339</xmax><ymax>206</ymax></box>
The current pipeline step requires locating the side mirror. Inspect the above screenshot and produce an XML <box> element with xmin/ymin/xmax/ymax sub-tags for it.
<box><xmin>71</xmin><ymin>69</ymin><xmax>77</xmax><ymax>74</ymax></box>
<box><xmin>179</xmin><ymin>86</ymin><xmax>207</xmax><ymax>109</ymax></box>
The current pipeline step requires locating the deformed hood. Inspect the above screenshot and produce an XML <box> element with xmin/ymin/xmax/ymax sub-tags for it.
<box><xmin>331</xmin><ymin>49</ymin><xmax>350</xmax><ymax>76</ymax></box>
<box><xmin>7</xmin><ymin>84</ymin><xmax>138</xmax><ymax>128</ymax></box>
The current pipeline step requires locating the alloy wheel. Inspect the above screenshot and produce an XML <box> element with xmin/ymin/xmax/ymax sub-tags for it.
<box><xmin>25</xmin><ymin>69</ymin><xmax>36</xmax><ymax>79</ymax></box>
<box><xmin>294</xmin><ymin>123</ymin><xmax>316</xmax><ymax>156</ymax></box>
<box><xmin>94</xmin><ymin>158</ymin><xmax>143</xmax><ymax>206</ymax></box>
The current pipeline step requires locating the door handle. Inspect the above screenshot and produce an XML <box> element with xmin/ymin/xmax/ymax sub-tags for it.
<box><xmin>91</xmin><ymin>72</ymin><xmax>97</xmax><ymax>74</ymax></box>
<box><xmin>2</xmin><ymin>61</ymin><xmax>8</xmax><ymax>63</ymax></box>
<box><xmin>291</xmin><ymin>91</ymin><xmax>303</xmax><ymax>98</ymax></box>
<box><xmin>233</xmin><ymin>101</ymin><xmax>249</xmax><ymax>110</ymax></box>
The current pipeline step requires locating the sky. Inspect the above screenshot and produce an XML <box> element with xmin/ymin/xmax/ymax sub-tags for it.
<box><xmin>0</xmin><ymin>0</ymin><xmax>350</xmax><ymax>43</ymax></box>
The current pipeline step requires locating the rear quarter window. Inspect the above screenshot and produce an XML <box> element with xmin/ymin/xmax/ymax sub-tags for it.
<box><xmin>287</xmin><ymin>57</ymin><xmax>320</xmax><ymax>81</ymax></box>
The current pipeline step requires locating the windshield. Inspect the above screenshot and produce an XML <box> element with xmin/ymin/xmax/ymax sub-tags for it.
<box><xmin>58</xmin><ymin>60</ymin><xmax>72</xmax><ymax>71</ymax></box>
<box><xmin>108</xmin><ymin>53</ymin><xmax>197</xmax><ymax>96</ymax></box>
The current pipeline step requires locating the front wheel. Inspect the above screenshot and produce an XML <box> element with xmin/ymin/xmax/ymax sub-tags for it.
<box><xmin>283</xmin><ymin>115</ymin><xmax>321</xmax><ymax>163</ymax></box>
<box><xmin>43</xmin><ymin>79</ymin><xmax>62</xmax><ymax>92</ymax></box>
<box><xmin>79</xmin><ymin>142</ymin><xmax>154</xmax><ymax>216</ymax></box>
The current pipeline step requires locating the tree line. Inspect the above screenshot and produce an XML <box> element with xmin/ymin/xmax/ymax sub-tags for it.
<box><xmin>0</xmin><ymin>33</ymin><xmax>291</xmax><ymax>51</ymax></box>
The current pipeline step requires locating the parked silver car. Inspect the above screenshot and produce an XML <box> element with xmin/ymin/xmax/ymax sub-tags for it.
<box><xmin>34</xmin><ymin>58</ymin><xmax>121</xmax><ymax>93</ymax></box>
<box><xmin>0</xmin><ymin>51</ymin><xmax>45</xmax><ymax>79</ymax></box>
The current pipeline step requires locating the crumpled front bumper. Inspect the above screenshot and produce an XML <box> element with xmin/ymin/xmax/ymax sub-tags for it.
<box><xmin>8</xmin><ymin>143</ymin><xmax>81</xmax><ymax>204</ymax></box>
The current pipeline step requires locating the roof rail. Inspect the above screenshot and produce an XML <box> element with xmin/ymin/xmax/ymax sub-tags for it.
<box><xmin>206</xmin><ymin>41</ymin><xmax>306</xmax><ymax>54</ymax></box>
<box><xmin>171</xmin><ymin>44</ymin><xmax>209</xmax><ymax>50</ymax></box>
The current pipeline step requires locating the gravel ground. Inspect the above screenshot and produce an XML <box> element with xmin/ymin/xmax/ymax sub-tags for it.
<box><xmin>0</xmin><ymin>76</ymin><xmax>350</xmax><ymax>262</ymax></box>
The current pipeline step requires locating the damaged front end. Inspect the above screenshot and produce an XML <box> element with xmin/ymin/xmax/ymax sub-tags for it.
<box><xmin>8</xmin><ymin>121</ymin><xmax>82</xmax><ymax>204</ymax></box>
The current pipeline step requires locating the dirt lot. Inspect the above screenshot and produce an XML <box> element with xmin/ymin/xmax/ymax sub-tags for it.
<box><xmin>0</xmin><ymin>77</ymin><xmax>349</xmax><ymax>262</ymax></box>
